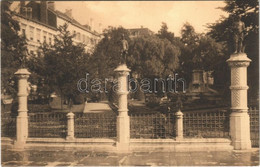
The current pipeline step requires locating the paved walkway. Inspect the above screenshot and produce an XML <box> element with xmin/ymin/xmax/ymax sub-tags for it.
<box><xmin>1</xmin><ymin>148</ymin><xmax>259</xmax><ymax>166</ymax></box>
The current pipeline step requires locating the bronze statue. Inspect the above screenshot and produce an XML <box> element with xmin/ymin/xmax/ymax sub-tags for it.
<box><xmin>120</xmin><ymin>34</ymin><xmax>128</xmax><ymax>64</ymax></box>
<box><xmin>232</xmin><ymin>15</ymin><xmax>246</xmax><ymax>53</ymax></box>
<box><xmin>19</xmin><ymin>49</ymin><xmax>28</xmax><ymax>68</ymax></box>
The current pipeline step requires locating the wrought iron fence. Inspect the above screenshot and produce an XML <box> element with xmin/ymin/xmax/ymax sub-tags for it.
<box><xmin>74</xmin><ymin>113</ymin><xmax>117</xmax><ymax>138</ymax></box>
<box><xmin>28</xmin><ymin>113</ymin><xmax>67</xmax><ymax>138</ymax></box>
<box><xmin>249</xmin><ymin>107</ymin><xmax>259</xmax><ymax>147</ymax></box>
<box><xmin>130</xmin><ymin>113</ymin><xmax>175</xmax><ymax>139</ymax></box>
<box><xmin>1</xmin><ymin>112</ymin><xmax>16</xmax><ymax>138</ymax></box>
<box><xmin>183</xmin><ymin>110</ymin><xmax>230</xmax><ymax>138</ymax></box>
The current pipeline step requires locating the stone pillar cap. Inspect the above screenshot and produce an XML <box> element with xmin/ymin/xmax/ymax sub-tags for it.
<box><xmin>114</xmin><ymin>64</ymin><xmax>131</xmax><ymax>72</ymax></box>
<box><xmin>226</xmin><ymin>53</ymin><xmax>252</xmax><ymax>63</ymax></box>
<box><xmin>14</xmin><ymin>68</ymin><xmax>31</xmax><ymax>75</ymax></box>
<box><xmin>67</xmin><ymin>112</ymin><xmax>74</xmax><ymax>116</ymax></box>
<box><xmin>175</xmin><ymin>109</ymin><xmax>183</xmax><ymax>115</ymax></box>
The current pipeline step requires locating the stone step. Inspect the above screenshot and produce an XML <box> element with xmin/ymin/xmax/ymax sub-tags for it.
<box><xmin>130</xmin><ymin>138</ymin><xmax>233</xmax><ymax>152</ymax></box>
<box><xmin>25</xmin><ymin>138</ymin><xmax>117</xmax><ymax>152</ymax></box>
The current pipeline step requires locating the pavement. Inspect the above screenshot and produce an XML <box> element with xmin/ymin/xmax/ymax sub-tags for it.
<box><xmin>1</xmin><ymin>148</ymin><xmax>259</xmax><ymax>166</ymax></box>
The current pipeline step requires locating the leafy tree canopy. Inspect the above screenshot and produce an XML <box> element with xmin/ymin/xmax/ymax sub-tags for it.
<box><xmin>128</xmin><ymin>35</ymin><xmax>180</xmax><ymax>78</ymax></box>
<box><xmin>1</xmin><ymin>1</ymin><xmax>27</xmax><ymax>97</ymax></box>
<box><xmin>157</xmin><ymin>22</ymin><xmax>175</xmax><ymax>44</ymax></box>
<box><xmin>90</xmin><ymin>26</ymin><xmax>180</xmax><ymax>80</ymax></box>
<box><xmin>89</xmin><ymin>27</ymin><xmax>130</xmax><ymax>80</ymax></box>
<box><xmin>28</xmin><ymin>23</ymin><xmax>89</xmax><ymax>104</ymax></box>
<box><xmin>207</xmin><ymin>0</ymin><xmax>259</xmax><ymax>102</ymax></box>
<box><xmin>178</xmin><ymin>23</ymin><xmax>225</xmax><ymax>84</ymax></box>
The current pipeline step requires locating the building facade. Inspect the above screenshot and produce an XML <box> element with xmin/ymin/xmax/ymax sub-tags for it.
<box><xmin>128</xmin><ymin>27</ymin><xmax>154</xmax><ymax>38</ymax></box>
<box><xmin>12</xmin><ymin>1</ymin><xmax>101</xmax><ymax>56</ymax></box>
<box><xmin>55</xmin><ymin>9</ymin><xmax>100</xmax><ymax>53</ymax></box>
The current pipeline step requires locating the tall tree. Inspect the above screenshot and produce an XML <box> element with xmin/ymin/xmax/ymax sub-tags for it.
<box><xmin>180</xmin><ymin>22</ymin><xmax>199</xmax><ymax>46</ymax></box>
<box><xmin>128</xmin><ymin>35</ymin><xmax>180</xmax><ymax>79</ymax></box>
<box><xmin>90</xmin><ymin>26</ymin><xmax>180</xmax><ymax>98</ymax></box>
<box><xmin>178</xmin><ymin>23</ymin><xmax>225</xmax><ymax>86</ymax></box>
<box><xmin>1</xmin><ymin>1</ymin><xmax>27</xmax><ymax>97</ymax></box>
<box><xmin>208</xmin><ymin>0</ymin><xmax>259</xmax><ymax>103</ymax></box>
<box><xmin>178</xmin><ymin>23</ymin><xmax>199</xmax><ymax>83</ymax></box>
<box><xmin>157</xmin><ymin>22</ymin><xmax>175</xmax><ymax>44</ymax></box>
<box><xmin>30</xmin><ymin>23</ymin><xmax>89</xmax><ymax>105</ymax></box>
<box><xmin>89</xmin><ymin>27</ymin><xmax>130</xmax><ymax>80</ymax></box>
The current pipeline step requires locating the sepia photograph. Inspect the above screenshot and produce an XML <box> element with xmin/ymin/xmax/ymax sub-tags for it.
<box><xmin>1</xmin><ymin>0</ymin><xmax>259</xmax><ymax>166</ymax></box>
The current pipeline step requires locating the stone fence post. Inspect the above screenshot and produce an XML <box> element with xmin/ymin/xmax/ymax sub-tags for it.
<box><xmin>227</xmin><ymin>53</ymin><xmax>251</xmax><ymax>150</ymax></box>
<box><xmin>175</xmin><ymin>109</ymin><xmax>183</xmax><ymax>140</ymax></box>
<box><xmin>66</xmin><ymin>112</ymin><xmax>75</xmax><ymax>140</ymax></box>
<box><xmin>114</xmin><ymin>64</ymin><xmax>131</xmax><ymax>152</ymax></box>
<box><xmin>14</xmin><ymin>68</ymin><xmax>31</xmax><ymax>149</ymax></box>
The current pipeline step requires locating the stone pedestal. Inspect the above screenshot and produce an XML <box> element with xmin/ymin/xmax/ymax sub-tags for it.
<box><xmin>66</xmin><ymin>112</ymin><xmax>75</xmax><ymax>140</ymax></box>
<box><xmin>227</xmin><ymin>53</ymin><xmax>251</xmax><ymax>150</ymax></box>
<box><xmin>175</xmin><ymin>109</ymin><xmax>183</xmax><ymax>140</ymax></box>
<box><xmin>114</xmin><ymin>64</ymin><xmax>131</xmax><ymax>152</ymax></box>
<box><xmin>14</xmin><ymin>69</ymin><xmax>31</xmax><ymax>149</ymax></box>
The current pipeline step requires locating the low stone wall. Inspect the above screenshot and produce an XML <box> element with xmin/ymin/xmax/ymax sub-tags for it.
<box><xmin>2</xmin><ymin>137</ymin><xmax>233</xmax><ymax>152</ymax></box>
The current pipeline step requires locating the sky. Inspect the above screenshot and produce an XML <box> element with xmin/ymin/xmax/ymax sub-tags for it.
<box><xmin>55</xmin><ymin>1</ymin><xmax>228</xmax><ymax>36</ymax></box>
<box><xmin>10</xmin><ymin>1</ymin><xmax>228</xmax><ymax>36</ymax></box>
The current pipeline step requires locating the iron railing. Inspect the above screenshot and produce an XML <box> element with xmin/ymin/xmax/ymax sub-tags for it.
<box><xmin>183</xmin><ymin>110</ymin><xmax>230</xmax><ymax>138</ymax></box>
<box><xmin>3</xmin><ymin>105</ymin><xmax>258</xmax><ymax>148</ymax></box>
<box><xmin>130</xmin><ymin>113</ymin><xmax>175</xmax><ymax>139</ymax></box>
<box><xmin>74</xmin><ymin>113</ymin><xmax>117</xmax><ymax>138</ymax></box>
<box><xmin>28</xmin><ymin>113</ymin><xmax>67</xmax><ymax>138</ymax></box>
<box><xmin>249</xmin><ymin>106</ymin><xmax>259</xmax><ymax>147</ymax></box>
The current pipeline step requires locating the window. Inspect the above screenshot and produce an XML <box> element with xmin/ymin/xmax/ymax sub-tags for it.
<box><xmin>21</xmin><ymin>24</ymin><xmax>26</xmax><ymax>37</ymax></box>
<box><xmin>49</xmin><ymin>37</ymin><xmax>52</xmax><ymax>45</ymax></box>
<box><xmin>77</xmin><ymin>32</ymin><xmax>80</xmax><ymax>41</ymax></box>
<box><xmin>86</xmin><ymin>36</ymin><xmax>90</xmax><ymax>43</ymax></box>
<box><xmin>48</xmin><ymin>33</ymin><xmax>52</xmax><ymax>45</ymax></box>
<box><xmin>36</xmin><ymin>29</ymin><xmax>41</xmax><ymax>42</ymax></box>
<box><xmin>29</xmin><ymin>26</ymin><xmax>34</xmax><ymax>41</ymax></box>
<box><xmin>21</xmin><ymin>7</ymin><xmax>32</xmax><ymax>19</ymax></box>
<box><xmin>27</xmin><ymin>7</ymin><xmax>32</xmax><ymax>19</ymax></box>
<box><xmin>43</xmin><ymin>31</ymin><xmax>47</xmax><ymax>42</ymax></box>
<box><xmin>21</xmin><ymin>7</ymin><xmax>27</xmax><ymax>16</ymax></box>
<box><xmin>82</xmin><ymin>35</ymin><xmax>85</xmax><ymax>43</ymax></box>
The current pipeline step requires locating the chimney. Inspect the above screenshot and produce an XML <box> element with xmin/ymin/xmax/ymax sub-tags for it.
<box><xmin>65</xmin><ymin>9</ymin><xmax>72</xmax><ymax>18</ymax></box>
<box><xmin>48</xmin><ymin>1</ymin><xmax>55</xmax><ymax>11</ymax></box>
<box><xmin>40</xmin><ymin>1</ymin><xmax>48</xmax><ymax>24</ymax></box>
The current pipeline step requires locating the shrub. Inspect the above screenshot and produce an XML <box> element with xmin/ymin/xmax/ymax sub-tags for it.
<box><xmin>146</xmin><ymin>94</ymin><xmax>160</xmax><ymax>108</ymax></box>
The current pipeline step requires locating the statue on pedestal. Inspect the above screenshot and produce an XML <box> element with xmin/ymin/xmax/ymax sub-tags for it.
<box><xmin>120</xmin><ymin>34</ymin><xmax>128</xmax><ymax>64</ymax></box>
<box><xmin>232</xmin><ymin>15</ymin><xmax>246</xmax><ymax>53</ymax></box>
<box><xmin>19</xmin><ymin>50</ymin><xmax>28</xmax><ymax>68</ymax></box>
